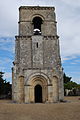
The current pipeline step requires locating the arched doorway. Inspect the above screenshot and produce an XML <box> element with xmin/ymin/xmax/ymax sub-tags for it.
<box><xmin>35</xmin><ymin>84</ymin><xmax>42</xmax><ymax>103</ymax></box>
<box><xmin>25</xmin><ymin>74</ymin><xmax>48</xmax><ymax>103</ymax></box>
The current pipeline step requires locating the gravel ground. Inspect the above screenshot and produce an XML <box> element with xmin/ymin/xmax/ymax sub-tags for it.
<box><xmin>0</xmin><ymin>96</ymin><xmax>80</xmax><ymax>120</ymax></box>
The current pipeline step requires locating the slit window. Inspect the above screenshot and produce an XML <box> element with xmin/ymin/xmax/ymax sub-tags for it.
<box><xmin>36</xmin><ymin>42</ymin><xmax>38</xmax><ymax>48</ymax></box>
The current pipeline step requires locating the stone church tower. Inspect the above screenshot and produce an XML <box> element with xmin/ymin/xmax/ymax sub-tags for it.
<box><xmin>12</xmin><ymin>6</ymin><xmax>64</xmax><ymax>103</ymax></box>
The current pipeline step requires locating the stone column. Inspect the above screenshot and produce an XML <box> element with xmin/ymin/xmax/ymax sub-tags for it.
<box><xmin>59</xmin><ymin>76</ymin><xmax>64</xmax><ymax>101</ymax></box>
<box><xmin>12</xmin><ymin>67</ymin><xmax>14</xmax><ymax>100</ymax></box>
<box><xmin>29</xmin><ymin>86</ymin><xmax>34</xmax><ymax>103</ymax></box>
<box><xmin>17</xmin><ymin>76</ymin><xmax>24</xmax><ymax>103</ymax></box>
<box><xmin>48</xmin><ymin>85</ymin><xmax>53</xmax><ymax>103</ymax></box>
<box><xmin>12</xmin><ymin>65</ymin><xmax>18</xmax><ymax>102</ymax></box>
<box><xmin>42</xmin><ymin>85</ymin><xmax>48</xmax><ymax>103</ymax></box>
<box><xmin>52</xmin><ymin>76</ymin><xmax>59</xmax><ymax>102</ymax></box>
<box><xmin>24</xmin><ymin>85</ymin><xmax>30</xmax><ymax>103</ymax></box>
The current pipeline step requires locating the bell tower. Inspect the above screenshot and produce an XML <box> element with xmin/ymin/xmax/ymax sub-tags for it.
<box><xmin>12</xmin><ymin>6</ymin><xmax>64</xmax><ymax>103</ymax></box>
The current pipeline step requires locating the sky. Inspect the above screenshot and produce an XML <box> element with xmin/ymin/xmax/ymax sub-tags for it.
<box><xmin>0</xmin><ymin>0</ymin><xmax>80</xmax><ymax>84</ymax></box>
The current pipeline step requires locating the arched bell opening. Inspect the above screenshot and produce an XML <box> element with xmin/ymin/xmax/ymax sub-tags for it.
<box><xmin>32</xmin><ymin>17</ymin><xmax>43</xmax><ymax>35</ymax></box>
<box><xmin>35</xmin><ymin>84</ymin><xmax>42</xmax><ymax>103</ymax></box>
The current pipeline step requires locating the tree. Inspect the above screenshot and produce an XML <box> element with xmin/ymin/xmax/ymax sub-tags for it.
<box><xmin>63</xmin><ymin>73</ymin><xmax>72</xmax><ymax>84</ymax></box>
<box><xmin>0</xmin><ymin>72</ymin><xmax>5</xmax><ymax>95</ymax></box>
<box><xmin>64</xmin><ymin>81</ymin><xmax>77</xmax><ymax>90</ymax></box>
<box><xmin>0</xmin><ymin>72</ymin><xmax>12</xmax><ymax>99</ymax></box>
<box><xmin>63</xmin><ymin>73</ymin><xmax>80</xmax><ymax>96</ymax></box>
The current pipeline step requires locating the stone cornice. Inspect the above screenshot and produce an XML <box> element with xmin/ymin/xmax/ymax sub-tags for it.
<box><xmin>18</xmin><ymin>20</ymin><xmax>57</xmax><ymax>23</ymax></box>
<box><xmin>44</xmin><ymin>35</ymin><xmax>59</xmax><ymax>39</ymax></box>
<box><xmin>23</xmin><ymin>67</ymin><xmax>53</xmax><ymax>70</ymax></box>
<box><xmin>15</xmin><ymin>35</ymin><xmax>59</xmax><ymax>39</ymax></box>
<box><xmin>19</xmin><ymin>6</ymin><xmax>55</xmax><ymax>11</ymax></box>
<box><xmin>15</xmin><ymin>35</ymin><xmax>32</xmax><ymax>39</ymax></box>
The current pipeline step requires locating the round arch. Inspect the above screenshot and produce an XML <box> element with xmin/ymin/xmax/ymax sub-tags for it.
<box><xmin>26</xmin><ymin>72</ymin><xmax>51</xmax><ymax>85</ymax></box>
<box><xmin>31</xmin><ymin>14</ymin><xmax>45</xmax><ymax>22</ymax></box>
<box><xmin>28</xmin><ymin>75</ymin><xmax>48</xmax><ymax>86</ymax></box>
<box><xmin>31</xmin><ymin>14</ymin><xmax>44</xmax><ymax>34</ymax></box>
<box><xmin>25</xmin><ymin>74</ymin><xmax>48</xmax><ymax>103</ymax></box>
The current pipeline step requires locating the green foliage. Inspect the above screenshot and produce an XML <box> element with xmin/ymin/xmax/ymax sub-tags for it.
<box><xmin>63</xmin><ymin>73</ymin><xmax>80</xmax><ymax>90</ymax></box>
<box><xmin>0</xmin><ymin>72</ymin><xmax>5</xmax><ymax>95</ymax></box>
<box><xmin>0</xmin><ymin>72</ymin><xmax>11</xmax><ymax>98</ymax></box>
<box><xmin>76</xmin><ymin>84</ymin><xmax>80</xmax><ymax>90</ymax></box>
<box><xmin>63</xmin><ymin>73</ymin><xmax>72</xmax><ymax>84</ymax></box>
<box><xmin>63</xmin><ymin>73</ymin><xmax>80</xmax><ymax>96</ymax></box>
<box><xmin>64</xmin><ymin>81</ymin><xmax>77</xmax><ymax>90</ymax></box>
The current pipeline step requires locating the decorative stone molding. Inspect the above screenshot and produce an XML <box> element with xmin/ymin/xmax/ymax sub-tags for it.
<box><xmin>31</xmin><ymin>14</ymin><xmax>45</xmax><ymax>21</ymax></box>
<box><xmin>44</xmin><ymin>35</ymin><xmax>59</xmax><ymax>40</ymax></box>
<box><xmin>19</xmin><ymin>6</ymin><xmax>55</xmax><ymax>11</ymax></box>
<box><xmin>15</xmin><ymin>35</ymin><xmax>59</xmax><ymax>39</ymax></box>
<box><xmin>15</xmin><ymin>36</ymin><xmax>32</xmax><ymax>39</ymax></box>
<box><xmin>25</xmin><ymin>72</ymin><xmax>51</xmax><ymax>85</ymax></box>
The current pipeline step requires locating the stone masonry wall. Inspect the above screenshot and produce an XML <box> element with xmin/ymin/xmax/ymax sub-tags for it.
<box><xmin>12</xmin><ymin>6</ymin><xmax>64</xmax><ymax>103</ymax></box>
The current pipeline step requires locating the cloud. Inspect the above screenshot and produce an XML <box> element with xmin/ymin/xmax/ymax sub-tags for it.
<box><xmin>74</xmin><ymin>60</ymin><xmax>80</xmax><ymax>63</ymax></box>
<box><xmin>57</xmin><ymin>2</ymin><xmax>80</xmax><ymax>60</ymax></box>
<box><xmin>60</xmin><ymin>35</ymin><xmax>80</xmax><ymax>59</ymax></box>
<box><xmin>0</xmin><ymin>37</ymin><xmax>15</xmax><ymax>53</ymax></box>
<box><xmin>0</xmin><ymin>57</ymin><xmax>13</xmax><ymax>83</ymax></box>
<box><xmin>0</xmin><ymin>58</ymin><xmax>12</xmax><ymax>65</ymax></box>
<box><xmin>72</xmin><ymin>77</ymin><xmax>80</xmax><ymax>84</ymax></box>
<box><xmin>0</xmin><ymin>57</ymin><xmax>13</xmax><ymax>72</ymax></box>
<box><xmin>3</xmin><ymin>72</ymin><xmax>12</xmax><ymax>82</ymax></box>
<box><xmin>70</xmin><ymin>59</ymin><xmax>80</xmax><ymax>65</ymax></box>
<box><xmin>61</xmin><ymin>0</ymin><xmax>80</xmax><ymax>7</ymax></box>
<box><xmin>61</xmin><ymin>56</ymin><xmax>77</xmax><ymax>62</ymax></box>
<box><xmin>71</xmin><ymin>62</ymin><xmax>78</xmax><ymax>65</ymax></box>
<box><xmin>0</xmin><ymin>0</ymin><xmax>80</xmax><ymax>83</ymax></box>
<box><xmin>0</xmin><ymin>67</ymin><xmax>6</xmax><ymax>71</ymax></box>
